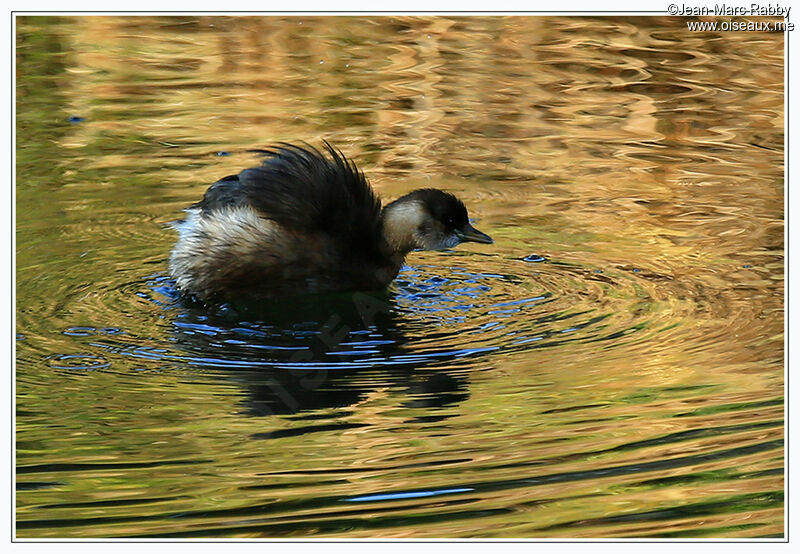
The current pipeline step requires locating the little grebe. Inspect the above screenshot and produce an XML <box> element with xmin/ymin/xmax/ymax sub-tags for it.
<box><xmin>169</xmin><ymin>142</ymin><xmax>493</xmax><ymax>302</ymax></box>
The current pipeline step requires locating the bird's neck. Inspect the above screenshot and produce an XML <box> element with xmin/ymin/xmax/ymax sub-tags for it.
<box><xmin>381</xmin><ymin>200</ymin><xmax>425</xmax><ymax>255</ymax></box>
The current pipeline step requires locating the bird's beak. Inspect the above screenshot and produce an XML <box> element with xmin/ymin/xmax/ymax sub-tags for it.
<box><xmin>456</xmin><ymin>223</ymin><xmax>493</xmax><ymax>245</ymax></box>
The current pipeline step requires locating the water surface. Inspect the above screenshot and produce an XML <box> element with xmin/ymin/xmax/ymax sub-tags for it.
<box><xmin>16</xmin><ymin>15</ymin><xmax>784</xmax><ymax>538</ymax></box>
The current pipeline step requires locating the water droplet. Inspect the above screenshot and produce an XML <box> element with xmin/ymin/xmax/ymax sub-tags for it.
<box><xmin>63</xmin><ymin>327</ymin><xmax>96</xmax><ymax>337</ymax></box>
<box><xmin>523</xmin><ymin>254</ymin><xmax>547</xmax><ymax>263</ymax></box>
<box><xmin>49</xmin><ymin>354</ymin><xmax>110</xmax><ymax>371</ymax></box>
<box><xmin>217</xmin><ymin>151</ymin><xmax>230</xmax><ymax>156</ymax></box>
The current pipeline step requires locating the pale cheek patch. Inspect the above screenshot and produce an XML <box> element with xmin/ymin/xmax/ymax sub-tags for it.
<box><xmin>441</xmin><ymin>233</ymin><xmax>461</xmax><ymax>249</ymax></box>
<box><xmin>421</xmin><ymin>231</ymin><xmax>460</xmax><ymax>250</ymax></box>
<box><xmin>383</xmin><ymin>201</ymin><xmax>425</xmax><ymax>252</ymax></box>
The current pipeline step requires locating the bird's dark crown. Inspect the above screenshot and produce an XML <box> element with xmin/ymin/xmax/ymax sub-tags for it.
<box><xmin>386</xmin><ymin>188</ymin><xmax>469</xmax><ymax>230</ymax></box>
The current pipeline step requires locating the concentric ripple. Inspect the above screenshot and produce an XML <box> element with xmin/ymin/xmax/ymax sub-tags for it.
<box><xmin>16</xmin><ymin>15</ymin><xmax>783</xmax><ymax>539</ymax></box>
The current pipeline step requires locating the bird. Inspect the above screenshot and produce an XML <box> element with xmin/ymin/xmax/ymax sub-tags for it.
<box><xmin>168</xmin><ymin>142</ymin><xmax>493</xmax><ymax>303</ymax></box>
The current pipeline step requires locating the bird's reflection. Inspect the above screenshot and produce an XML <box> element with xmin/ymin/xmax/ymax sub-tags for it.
<box><xmin>168</xmin><ymin>290</ymin><xmax>470</xmax><ymax>417</ymax></box>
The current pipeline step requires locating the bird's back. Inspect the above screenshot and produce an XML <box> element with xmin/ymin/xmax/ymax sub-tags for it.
<box><xmin>197</xmin><ymin>143</ymin><xmax>383</xmax><ymax>247</ymax></box>
<box><xmin>169</xmin><ymin>143</ymin><xmax>398</xmax><ymax>301</ymax></box>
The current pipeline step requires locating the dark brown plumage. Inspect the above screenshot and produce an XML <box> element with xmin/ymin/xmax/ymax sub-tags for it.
<box><xmin>169</xmin><ymin>142</ymin><xmax>492</xmax><ymax>303</ymax></box>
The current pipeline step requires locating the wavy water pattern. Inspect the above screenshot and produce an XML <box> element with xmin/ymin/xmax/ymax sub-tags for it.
<box><xmin>16</xmin><ymin>16</ymin><xmax>783</xmax><ymax>538</ymax></box>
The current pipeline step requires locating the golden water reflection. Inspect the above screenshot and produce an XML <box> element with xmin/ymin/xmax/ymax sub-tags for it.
<box><xmin>16</xmin><ymin>15</ymin><xmax>783</xmax><ymax>538</ymax></box>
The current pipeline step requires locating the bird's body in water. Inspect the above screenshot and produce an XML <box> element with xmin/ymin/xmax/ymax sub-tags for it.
<box><xmin>169</xmin><ymin>142</ymin><xmax>493</xmax><ymax>303</ymax></box>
